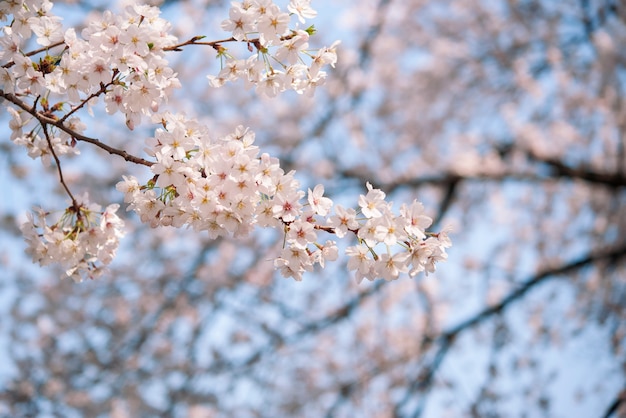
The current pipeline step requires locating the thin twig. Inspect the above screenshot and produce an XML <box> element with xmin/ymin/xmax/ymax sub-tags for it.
<box><xmin>59</xmin><ymin>79</ymin><xmax>115</xmax><ymax>124</ymax></box>
<box><xmin>402</xmin><ymin>244</ymin><xmax>626</xmax><ymax>417</ymax></box>
<box><xmin>163</xmin><ymin>33</ymin><xmax>288</xmax><ymax>53</ymax></box>
<box><xmin>163</xmin><ymin>36</ymin><xmax>237</xmax><ymax>52</ymax></box>
<box><xmin>42</xmin><ymin>123</ymin><xmax>79</xmax><ymax>211</ymax></box>
<box><xmin>2</xmin><ymin>40</ymin><xmax>66</xmax><ymax>69</ymax></box>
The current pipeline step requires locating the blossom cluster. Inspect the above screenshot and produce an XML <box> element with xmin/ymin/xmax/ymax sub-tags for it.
<box><xmin>341</xmin><ymin>183</ymin><xmax>452</xmax><ymax>282</ymax></box>
<box><xmin>115</xmin><ymin>114</ymin><xmax>340</xmax><ymax>281</ymax></box>
<box><xmin>208</xmin><ymin>0</ymin><xmax>339</xmax><ymax>97</ymax></box>
<box><xmin>2</xmin><ymin>0</ymin><xmax>339</xmax><ymax>161</ymax></box>
<box><xmin>2</xmin><ymin>0</ymin><xmax>451</xmax><ymax>282</ymax></box>
<box><xmin>115</xmin><ymin>114</ymin><xmax>450</xmax><ymax>282</ymax></box>
<box><xmin>1</xmin><ymin>0</ymin><xmax>180</xmax><ymax>129</ymax></box>
<box><xmin>20</xmin><ymin>198</ymin><xmax>125</xmax><ymax>282</ymax></box>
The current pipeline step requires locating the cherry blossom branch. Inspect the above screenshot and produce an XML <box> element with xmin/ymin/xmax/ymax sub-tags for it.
<box><xmin>41</xmin><ymin>123</ymin><xmax>79</xmax><ymax>211</ymax></box>
<box><xmin>1</xmin><ymin>40</ymin><xmax>66</xmax><ymax>69</ymax></box>
<box><xmin>163</xmin><ymin>36</ymin><xmax>238</xmax><ymax>52</ymax></box>
<box><xmin>3</xmin><ymin>0</ymin><xmax>388</xmax><ymax>285</ymax></box>
<box><xmin>24</xmin><ymin>40</ymin><xmax>66</xmax><ymax>57</ymax></box>
<box><xmin>164</xmin><ymin>31</ymin><xmax>303</xmax><ymax>53</ymax></box>
<box><xmin>1</xmin><ymin>89</ymin><xmax>153</xmax><ymax>167</ymax></box>
<box><xmin>59</xmin><ymin>79</ymin><xmax>115</xmax><ymax>124</ymax></box>
<box><xmin>4</xmin><ymin>35</ymin><xmax>239</xmax><ymax>68</ymax></box>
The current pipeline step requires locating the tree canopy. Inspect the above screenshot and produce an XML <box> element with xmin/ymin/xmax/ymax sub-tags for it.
<box><xmin>0</xmin><ymin>0</ymin><xmax>625</xmax><ymax>417</ymax></box>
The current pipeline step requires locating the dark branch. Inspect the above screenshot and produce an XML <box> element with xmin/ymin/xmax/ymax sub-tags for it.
<box><xmin>442</xmin><ymin>244</ymin><xmax>626</xmax><ymax>343</ymax></box>
<box><xmin>402</xmin><ymin>244</ymin><xmax>626</xmax><ymax>417</ymax></box>
<box><xmin>602</xmin><ymin>388</ymin><xmax>626</xmax><ymax>418</ymax></box>
<box><xmin>431</xmin><ymin>175</ymin><xmax>460</xmax><ymax>227</ymax></box>
<box><xmin>1</xmin><ymin>89</ymin><xmax>153</xmax><ymax>167</ymax></box>
<box><xmin>41</xmin><ymin>123</ymin><xmax>79</xmax><ymax>210</ymax></box>
<box><xmin>526</xmin><ymin>149</ymin><xmax>626</xmax><ymax>188</ymax></box>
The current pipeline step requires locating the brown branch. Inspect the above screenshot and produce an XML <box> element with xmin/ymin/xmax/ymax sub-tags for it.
<box><xmin>343</xmin><ymin>166</ymin><xmax>626</xmax><ymax>196</ymax></box>
<box><xmin>163</xmin><ymin>36</ymin><xmax>237</xmax><ymax>52</ymax></box>
<box><xmin>339</xmin><ymin>141</ymin><xmax>626</xmax><ymax>194</ymax></box>
<box><xmin>163</xmin><ymin>32</ymin><xmax>298</xmax><ymax>53</ymax></box>
<box><xmin>602</xmin><ymin>388</ymin><xmax>626</xmax><ymax>418</ymax></box>
<box><xmin>526</xmin><ymin>149</ymin><xmax>626</xmax><ymax>188</ymax></box>
<box><xmin>24</xmin><ymin>41</ymin><xmax>66</xmax><ymax>58</ymax></box>
<box><xmin>1</xmin><ymin>89</ymin><xmax>153</xmax><ymax>167</ymax></box>
<box><xmin>2</xmin><ymin>40</ymin><xmax>66</xmax><ymax>69</ymax></box>
<box><xmin>42</xmin><ymin>123</ymin><xmax>79</xmax><ymax>211</ymax></box>
<box><xmin>442</xmin><ymin>244</ymin><xmax>626</xmax><ymax>341</ymax></box>
<box><xmin>324</xmin><ymin>165</ymin><xmax>624</xmax><ymax>240</ymax></box>
<box><xmin>399</xmin><ymin>244</ymin><xmax>626</xmax><ymax>417</ymax></box>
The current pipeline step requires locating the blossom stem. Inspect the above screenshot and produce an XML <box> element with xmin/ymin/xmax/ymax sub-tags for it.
<box><xmin>163</xmin><ymin>36</ymin><xmax>237</xmax><ymax>52</ymax></box>
<box><xmin>1</xmin><ymin>40</ymin><xmax>66</xmax><ymax>69</ymax></box>
<box><xmin>59</xmin><ymin>80</ymin><xmax>114</xmax><ymax>124</ymax></box>
<box><xmin>42</xmin><ymin>123</ymin><xmax>79</xmax><ymax>211</ymax></box>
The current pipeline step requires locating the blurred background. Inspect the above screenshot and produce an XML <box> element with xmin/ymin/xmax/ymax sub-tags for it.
<box><xmin>1</xmin><ymin>0</ymin><xmax>625</xmax><ymax>416</ymax></box>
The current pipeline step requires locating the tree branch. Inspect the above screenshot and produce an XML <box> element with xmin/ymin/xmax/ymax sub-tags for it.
<box><xmin>59</xmin><ymin>80</ymin><xmax>115</xmax><ymax>124</ymax></box>
<box><xmin>41</xmin><ymin>123</ymin><xmax>79</xmax><ymax>210</ymax></box>
<box><xmin>442</xmin><ymin>245</ymin><xmax>626</xmax><ymax>340</ymax></box>
<box><xmin>431</xmin><ymin>175</ymin><xmax>460</xmax><ymax>227</ymax></box>
<box><xmin>402</xmin><ymin>244</ymin><xmax>626</xmax><ymax>417</ymax></box>
<box><xmin>602</xmin><ymin>388</ymin><xmax>626</xmax><ymax>418</ymax></box>
<box><xmin>1</xmin><ymin>89</ymin><xmax>153</xmax><ymax>167</ymax></box>
<box><xmin>526</xmin><ymin>149</ymin><xmax>626</xmax><ymax>188</ymax></box>
<box><xmin>338</xmin><ymin>143</ymin><xmax>626</xmax><ymax>195</ymax></box>
<box><xmin>163</xmin><ymin>36</ymin><xmax>237</xmax><ymax>52</ymax></box>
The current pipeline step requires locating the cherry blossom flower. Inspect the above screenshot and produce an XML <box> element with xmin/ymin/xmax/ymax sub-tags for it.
<box><xmin>358</xmin><ymin>181</ymin><xmax>386</xmax><ymax>218</ymax></box>
<box><xmin>221</xmin><ymin>3</ymin><xmax>255</xmax><ymax>41</ymax></box>
<box><xmin>346</xmin><ymin>245</ymin><xmax>373</xmax><ymax>278</ymax></box>
<box><xmin>375</xmin><ymin>251</ymin><xmax>410</xmax><ymax>281</ymax></box>
<box><xmin>287</xmin><ymin>219</ymin><xmax>317</xmax><ymax>247</ymax></box>
<box><xmin>328</xmin><ymin>205</ymin><xmax>358</xmax><ymax>238</ymax></box>
<box><xmin>307</xmin><ymin>184</ymin><xmax>332</xmax><ymax>216</ymax></box>
<box><xmin>273</xmin><ymin>190</ymin><xmax>304</xmax><ymax>222</ymax></box>
<box><xmin>288</xmin><ymin>0</ymin><xmax>317</xmax><ymax>24</ymax></box>
<box><xmin>30</xmin><ymin>15</ymin><xmax>63</xmax><ymax>46</ymax></box>
<box><xmin>400</xmin><ymin>201</ymin><xmax>432</xmax><ymax>239</ymax></box>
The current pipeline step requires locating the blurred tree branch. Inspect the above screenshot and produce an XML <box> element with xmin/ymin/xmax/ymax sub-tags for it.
<box><xmin>602</xmin><ymin>388</ymin><xmax>626</xmax><ymax>418</ymax></box>
<box><xmin>400</xmin><ymin>243</ymin><xmax>626</xmax><ymax>417</ymax></box>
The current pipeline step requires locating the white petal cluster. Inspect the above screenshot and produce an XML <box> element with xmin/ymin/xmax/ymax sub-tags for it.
<box><xmin>209</xmin><ymin>0</ymin><xmax>339</xmax><ymax>97</ymax></box>
<box><xmin>2</xmin><ymin>1</ymin><xmax>452</xmax><ymax>283</ymax></box>
<box><xmin>116</xmin><ymin>116</ymin><xmax>450</xmax><ymax>282</ymax></box>
<box><xmin>1</xmin><ymin>1</ymin><xmax>180</xmax><ymax>129</ymax></box>
<box><xmin>115</xmin><ymin>115</ymin><xmax>341</xmax><ymax>281</ymax></box>
<box><xmin>341</xmin><ymin>183</ymin><xmax>452</xmax><ymax>283</ymax></box>
<box><xmin>20</xmin><ymin>198</ymin><xmax>125</xmax><ymax>282</ymax></box>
